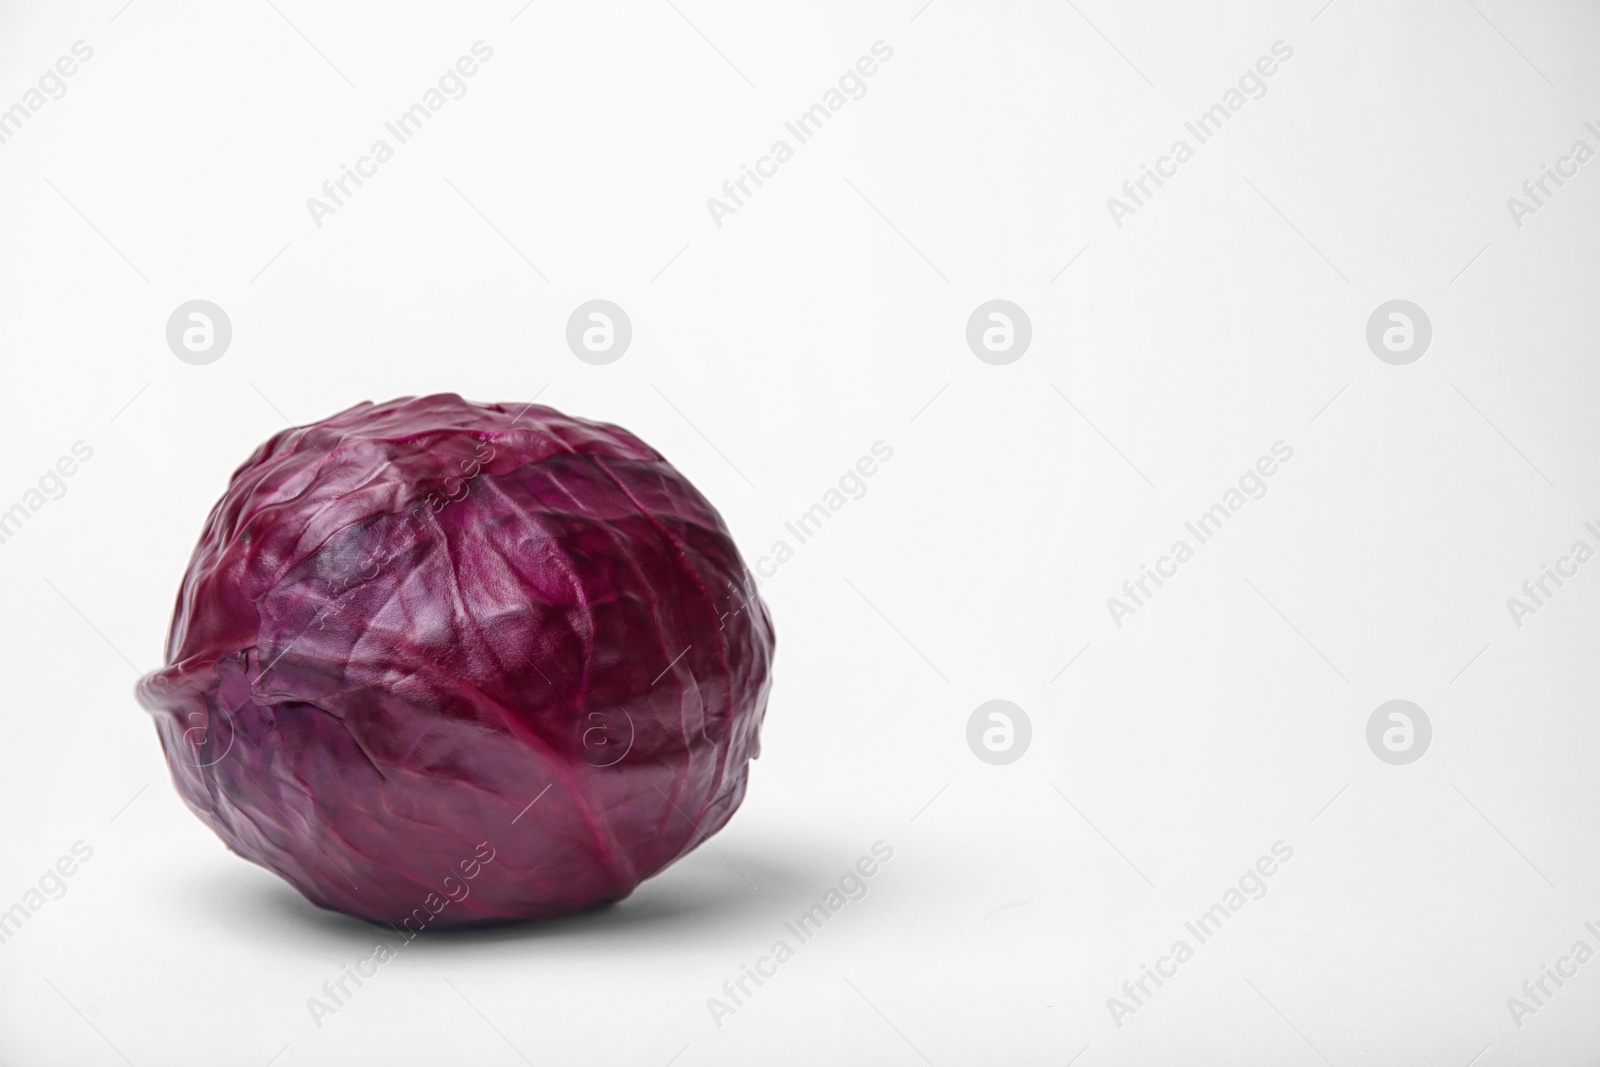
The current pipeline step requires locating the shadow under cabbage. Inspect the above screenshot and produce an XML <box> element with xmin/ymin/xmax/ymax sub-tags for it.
<box><xmin>188</xmin><ymin>842</ymin><xmax>819</xmax><ymax>950</ymax></box>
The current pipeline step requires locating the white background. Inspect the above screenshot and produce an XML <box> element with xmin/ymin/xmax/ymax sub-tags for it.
<box><xmin>2</xmin><ymin>0</ymin><xmax>1599</xmax><ymax>1064</ymax></box>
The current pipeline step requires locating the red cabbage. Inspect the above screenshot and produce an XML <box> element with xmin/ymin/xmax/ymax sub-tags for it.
<box><xmin>136</xmin><ymin>394</ymin><xmax>774</xmax><ymax>927</ymax></box>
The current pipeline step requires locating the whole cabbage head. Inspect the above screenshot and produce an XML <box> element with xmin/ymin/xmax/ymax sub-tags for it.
<box><xmin>136</xmin><ymin>394</ymin><xmax>774</xmax><ymax>928</ymax></box>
